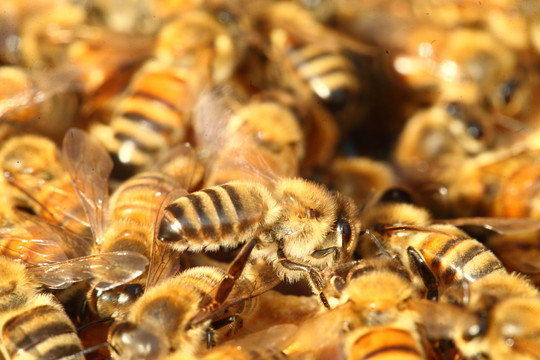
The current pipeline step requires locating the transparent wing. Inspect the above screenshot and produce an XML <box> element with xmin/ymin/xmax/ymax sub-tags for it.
<box><xmin>62</xmin><ymin>128</ymin><xmax>113</xmax><ymax>245</ymax></box>
<box><xmin>0</xmin><ymin>210</ymin><xmax>92</xmax><ymax>266</ymax></box>
<box><xmin>0</xmin><ymin>65</ymin><xmax>83</xmax><ymax>120</ymax></box>
<box><xmin>193</xmin><ymin>87</ymin><xmax>280</xmax><ymax>188</ymax></box>
<box><xmin>439</xmin><ymin>217</ymin><xmax>540</xmax><ymax>235</ymax></box>
<box><xmin>153</xmin><ymin>142</ymin><xmax>201</xmax><ymax>191</ymax></box>
<box><xmin>28</xmin><ymin>251</ymin><xmax>149</xmax><ymax>291</ymax></box>
<box><xmin>146</xmin><ymin>188</ymin><xmax>188</xmax><ymax>288</ymax></box>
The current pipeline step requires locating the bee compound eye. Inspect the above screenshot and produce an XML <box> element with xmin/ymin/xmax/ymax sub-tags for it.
<box><xmin>338</xmin><ymin>219</ymin><xmax>352</xmax><ymax>245</ymax></box>
<box><xmin>111</xmin><ymin>322</ymin><xmax>168</xmax><ymax>360</ymax></box>
<box><xmin>466</xmin><ymin>122</ymin><xmax>483</xmax><ymax>139</ymax></box>
<box><xmin>378</xmin><ymin>188</ymin><xmax>414</xmax><ymax>205</ymax></box>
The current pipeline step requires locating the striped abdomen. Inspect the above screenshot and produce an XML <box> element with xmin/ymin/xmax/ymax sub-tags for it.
<box><xmin>1</xmin><ymin>297</ymin><xmax>84</xmax><ymax>360</ymax></box>
<box><xmin>349</xmin><ymin>328</ymin><xmax>424</xmax><ymax>360</ymax></box>
<box><xmin>409</xmin><ymin>226</ymin><xmax>506</xmax><ymax>288</ymax></box>
<box><xmin>287</xmin><ymin>44</ymin><xmax>360</xmax><ymax>109</ymax></box>
<box><xmin>101</xmin><ymin>172</ymin><xmax>178</xmax><ymax>260</ymax></box>
<box><xmin>110</xmin><ymin>171</ymin><xmax>178</xmax><ymax>224</ymax></box>
<box><xmin>96</xmin><ymin>63</ymin><xmax>191</xmax><ymax>178</ymax></box>
<box><xmin>157</xmin><ymin>181</ymin><xmax>277</xmax><ymax>251</ymax></box>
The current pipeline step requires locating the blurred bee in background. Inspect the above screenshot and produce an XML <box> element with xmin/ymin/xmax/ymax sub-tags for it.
<box><xmin>326</xmin><ymin>156</ymin><xmax>398</xmax><ymax>207</ymax></box>
<box><xmin>393</xmin><ymin>101</ymin><xmax>500</xmax><ymax>167</ymax></box>
<box><xmin>0</xmin><ymin>66</ymin><xmax>82</xmax><ymax>143</ymax></box>
<box><xmin>0</xmin><ymin>134</ymin><xmax>91</xmax><ymax>237</ymax></box>
<box><xmin>193</xmin><ymin>87</ymin><xmax>306</xmax><ymax>186</ymax></box>
<box><xmin>90</xmin><ymin>5</ymin><xmax>249</xmax><ymax>180</ymax></box>
<box><xmin>251</xmin><ymin>1</ymin><xmax>372</xmax><ymax>124</ymax></box>
<box><xmin>413</xmin><ymin>145</ymin><xmax>540</xmax><ymax>219</ymax></box>
<box><xmin>0</xmin><ymin>0</ymin><xmax>87</xmax><ymax>69</ymax></box>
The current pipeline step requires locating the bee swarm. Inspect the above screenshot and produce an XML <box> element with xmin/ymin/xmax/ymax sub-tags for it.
<box><xmin>2</xmin><ymin>0</ymin><xmax>540</xmax><ymax>360</ymax></box>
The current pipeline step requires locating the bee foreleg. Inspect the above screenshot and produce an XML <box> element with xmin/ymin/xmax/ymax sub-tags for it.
<box><xmin>277</xmin><ymin>249</ymin><xmax>330</xmax><ymax>309</ymax></box>
<box><xmin>311</xmin><ymin>247</ymin><xmax>339</xmax><ymax>260</ymax></box>
<box><xmin>407</xmin><ymin>246</ymin><xmax>438</xmax><ymax>300</ymax></box>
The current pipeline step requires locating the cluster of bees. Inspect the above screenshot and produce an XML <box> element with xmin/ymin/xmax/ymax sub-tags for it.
<box><xmin>2</xmin><ymin>0</ymin><xmax>540</xmax><ymax>359</ymax></box>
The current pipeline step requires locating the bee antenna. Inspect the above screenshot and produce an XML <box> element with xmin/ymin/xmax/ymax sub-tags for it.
<box><xmin>358</xmin><ymin>189</ymin><xmax>376</xmax><ymax>216</ymax></box>
<box><xmin>76</xmin><ymin>316</ymin><xmax>113</xmax><ymax>332</ymax></box>
<box><xmin>52</xmin><ymin>341</ymin><xmax>113</xmax><ymax>360</ymax></box>
<box><xmin>363</xmin><ymin>229</ymin><xmax>391</xmax><ymax>258</ymax></box>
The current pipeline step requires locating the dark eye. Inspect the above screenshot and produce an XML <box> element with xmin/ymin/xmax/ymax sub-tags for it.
<box><xmin>338</xmin><ymin>219</ymin><xmax>352</xmax><ymax>245</ymax></box>
<box><xmin>379</xmin><ymin>188</ymin><xmax>414</xmax><ymax>205</ymax></box>
<box><xmin>466</xmin><ymin>121</ymin><xmax>483</xmax><ymax>139</ymax></box>
<box><xmin>499</xmin><ymin>78</ymin><xmax>518</xmax><ymax>105</ymax></box>
<box><xmin>445</xmin><ymin>102</ymin><xmax>462</xmax><ymax>118</ymax></box>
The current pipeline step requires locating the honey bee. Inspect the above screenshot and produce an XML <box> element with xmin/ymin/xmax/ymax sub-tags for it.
<box><xmin>0</xmin><ymin>0</ymin><xmax>87</xmax><ymax>69</ymax></box>
<box><xmin>156</xmin><ymin>166</ymin><xmax>361</xmax><ymax>309</ymax></box>
<box><xmin>417</xmin><ymin>145</ymin><xmax>540</xmax><ymax>219</ymax></box>
<box><xmin>279</xmin><ymin>257</ymin><xmax>427</xmax><ymax>360</ymax></box>
<box><xmin>90</xmin><ymin>7</ymin><xmax>246</xmax><ymax>179</ymax></box>
<box><xmin>253</xmin><ymin>1</ymin><xmax>370</xmax><ymax>112</ymax></box>
<box><xmin>46</xmin><ymin>128</ymin><xmax>166</xmax><ymax>321</ymax></box>
<box><xmin>393</xmin><ymin>101</ymin><xmax>500</xmax><ymax>167</ymax></box>
<box><xmin>327</xmin><ymin>156</ymin><xmax>398</xmax><ymax>207</ymax></box>
<box><xmin>359</xmin><ymin>201</ymin><xmax>508</xmax><ymax>300</ymax></box>
<box><xmin>0</xmin><ymin>255</ymin><xmax>85</xmax><ymax>360</ymax></box>
<box><xmin>0</xmin><ymin>65</ymin><xmax>81</xmax><ymax>142</ymax></box>
<box><xmin>194</xmin><ymin>88</ymin><xmax>306</xmax><ymax>186</ymax></box>
<box><xmin>412</xmin><ymin>270</ymin><xmax>540</xmax><ymax>360</ymax></box>
<box><xmin>0</xmin><ymin>134</ymin><xmax>91</xmax><ymax>237</ymax></box>
<box><xmin>108</xmin><ymin>265</ymin><xmax>261</xmax><ymax>359</ymax></box>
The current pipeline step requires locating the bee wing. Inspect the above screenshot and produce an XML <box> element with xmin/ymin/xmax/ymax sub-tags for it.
<box><xmin>28</xmin><ymin>251</ymin><xmax>149</xmax><ymax>291</ymax></box>
<box><xmin>62</xmin><ymin>128</ymin><xmax>113</xmax><ymax>245</ymax></box>
<box><xmin>193</xmin><ymin>87</ymin><xmax>280</xmax><ymax>188</ymax></box>
<box><xmin>0</xmin><ymin>65</ymin><xmax>83</xmax><ymax>119</ymax></box>
<box><xmin>0</xmin><ymin>211</ymin><xmax>92</xmax><ymax>266</ymax></box>
<box><xmin>3</xmin><ymin>170</ymin><xmax>91</xmax><ymax>233</ymax></box>
<box><xmin>152</xmin><ymin>142</ymin><xmax>199</xmax><ymax>191</ymax></box>
<box><xmin>146</xmin><ymin>188</ymin><xmax>188</xmax><ymax>288</ymax></box>
<box><xmin>188</xmin><ymin>261</ymin><xmax>281</xmax><ymax>328</ymax></box>
<box><xmin>438</xmin><ymin>217</ymin><xmax>540</xmax><ymax>235</ymax></box>
<box><xmin>409</xmin><ymin>299</ymin><xmax>479</xmax><ymax>340</ymax></box>
<box><xmin>486</xmin><ymin>234</ymin><xmax>540</xmax><ymax>275</ymax></box>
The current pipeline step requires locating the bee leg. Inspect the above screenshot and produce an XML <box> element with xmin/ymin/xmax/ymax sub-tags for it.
<box><xmin>311</xmin><ymin>247</ymin><xmax>339</xmax><ymax>260</ymax></box>
<box><xmin>204</xmin><ymin>238</ymin><xmax>259</xmax><ymax>312</ymax></box>
<box><xmin>206</xmin><ymin>329</ymin><xmax>216</xmax><ymax>348</ymax></box>
<box><xmin>277</xmin><ymin>249</ymin><xmax>330</xmax><ymax>309</ymax></box>
<box><xmin>407</xmin><ymin>246</ymin><xmax>438</xmax><ymax>300</ymax></box>
<box><xmin>206</xmin><ymin>315</ymin><xmax>242</xmax><ymax>348</ymax></box>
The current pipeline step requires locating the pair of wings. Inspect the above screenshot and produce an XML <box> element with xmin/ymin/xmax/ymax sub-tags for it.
<box><xmin>0</xmin><ymin>128</ymin><xmax>195</xmax><ymax>292</ymax></box>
